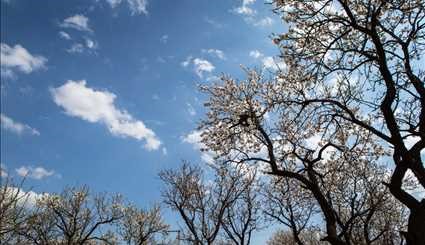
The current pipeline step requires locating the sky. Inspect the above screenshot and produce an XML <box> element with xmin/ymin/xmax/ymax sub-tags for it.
<box><xmin>1</xmin><ymin>0</ymin><xmax>285</xmax><ymax>243</ymax></box>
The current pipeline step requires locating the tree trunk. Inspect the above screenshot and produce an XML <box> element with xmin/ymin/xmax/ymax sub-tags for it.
<box><xmin>405</xmin><ymin>200</ymin><xmax>425</xmax><ymax>245</ymax></box>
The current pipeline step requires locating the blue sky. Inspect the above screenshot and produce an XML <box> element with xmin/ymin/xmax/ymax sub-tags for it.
<box><xmin>1</xmin><ymin>0</ymin><xmax>284</xmax><ymax>242</ymax></box>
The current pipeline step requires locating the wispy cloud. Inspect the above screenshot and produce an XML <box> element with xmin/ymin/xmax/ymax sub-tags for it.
<box><xmin>160</xmin><ymin>35</ymin><xmax>168</xmax><ymax>44</ymax></box>
<box><xmin>15</xmin><ymin>166</ymin><xmax>55</xmax><ymax>180</ymax></box>
<box><xmin>67</xmin><ymin>43</ymin><xmax>84</xmax><ymax>53</ymax></box>
<box><xmin>59</xmin><ymin>31</ymin><xmax>71</xmax><ymax>40</ymax></box>
<box><xmin>1</xmin><ymin>43</ymin><xmax>47</xmax><ymax>78</ymax></box>
<box><xmin>186</xmin><ymin>103</ymin><xmax>196</xmax><ymax>116</ymax></box>
<box><xmin>181</xmin><ymin>56</ymin><xmax>215</xmax><ymax>78</ymax></box>
<box><xmin>0</xmin><ymin>113</ymin><xmax>40</xmax><ymax>136</ymax></box>
<box><xmin>254</xmin><ymin>17</ymin><xmax>274</xmax><ymax>27</ymax></box>
<box><xmin>1</xmin><ymin>163</ymin><xmax>8</xmax><ymax>178</ymax></box>
<box><xmin>104</xmin><ymin>0</ymin><xmax>148</xmax><ymax>15</ymax></box>
<box><xmin>51</xmin><ymin>80</ymin><xmax>161</xmax><ymax>150</ymax></box>
<box><xmin>233</xmin><ymin>0</ymin><xmax>256</xmax><ymax>16</ymax></box>
<box><xmin>60</xmin><ymin>14</ymin><xmax>92</xmax><ymax>32</ymax></box>
<box><xmin>66</xmin><ymin>39</ymin><xmax>97</xmax><ymax>54</ymax></box>
<box><xmin>193</xmin><ymin>58</ymin><xmax>215</xmax><ymax>78</ymax></box>
<box><xmin>249</xmin><ymin>50</ymin><xmax>263</xmax><ymax>59</ymax></box>
<box><xmin>182</xmin><ymin>130</ymin><xmax>215</xmax><ymax>164</ymax></box>
<box><xmin>249</xmin><ymin>50</ymin><xmax>285</xmax><ymax>71</ymax></box>
<box><xmin>202</xmin><ymin>49</ymin><xmax>226</xmax><ymax>60</ymax></box>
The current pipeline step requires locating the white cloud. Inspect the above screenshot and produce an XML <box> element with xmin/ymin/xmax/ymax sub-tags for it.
<box><xmin>193</xmin><ymin>58</ymin><xmax>215</xmax><ymax>78</ymax></box>
<box><xmin>61</xmin><ymin>14</ymin><xmax>92</xmax><ymax>32</ymax></box>
<box><xmin>66</xmin><ymin>39</ymin><xmax>97</xmax><ymax>54</ymax></box>
<box><xmin>181</xmin><ymin>56</ymin><xmax>215</xmax><ymax>78</ymax></box>
<box><xmin>187</xmin><ymin>103</ymin><xmax>196</xmax><ymax>116</ymax></box>
<box><xmin>404</xmin><ymin>136</ymin><xmax>421</xmax><ymax>149</ymax></box>
<box><xmin>262</xmin><ymin>56</ymin><xmax>286</xmax><ymax>71</ymax></box>
<box><xmin>106</xmin><ymin>0</ymin><xmax>122</xmax><ymax>8</ymax></box>
<box><xmin>181</xmin><ymin>56</ymin><xmax>192</xmax><ymax>67</ymax></box>
<box><xmin>254</xmin><ymin>17</ymin><xmax>274</xmax><ymax>27</ymax></box>
<box><xmin>160</xmin><ymin>35</ymin><xmax>168</xmax><ymax>44</ymax></box>
<box><xmin>204</xmin><ymin>17</ymin><xmax>223</xmax><ymax>28</ymax></box>
<box><xmin>249</xmin><ymin>50</ymin><xmax>263</xmax><ymax>59</ymax></box>
<box><xmin>51</xmin><ymin>80</ymin><xmax>161</xmax><ymax>150</ymax></box>
<box><xmin>104</xmin><ymin>0</ymin><xmax>148</xmax><ymax>15</ymax></box>
<box><xmin>233</xmin><ymin>0</ymin><xmax>256</xmax><ymax>16</ymax></box>
<box><xmin>249</xmin><ymin>50</ymin><xmax>286</xmax><ymax>71</ymax></box>
<box><xmin>1</xmin><ymin>163</ymin><xmax>7</xmax><ymax>178</ymax></box>
<box><xmin>162</xmin><ymin>147</ymin><xmax>168</xmax><ymax>156</ymax></box>
<box><xmin>127</xmin><ymin>0</ymin><xmax>148</xmax><ymax>15</ymax></box>
<box><xmin>4</xmin><ymin>187</ymin><xmax>47</xmax><ymax>208</ymax></box>
<box><xmin>202</xmin><ymin>49</ymin><xmax>226</xmax><ymax>60</ymax></box>
<box><xmin>67</xmin><ymin>43</ymin><xmax>85</xmax><ymax>53</ymax></box>
<box><xmin>182</xmin><ymin>130</ymin><xmax>215</xmax><ymax>165</ymax></box>
<box><xmin>1</xmin><ymin>113</ymin><xmax>40</xmax><ymax>136</ymax></box>
<box><xmin>16</xmin><ymin>166</ymin><xmax>55</xmax><ymax>180</ymax></box>
<box><xmin>1</xmin><ymin>43</ymin><xmax>47</xmax><ymax>78</ymax></box>
<box><xmin>85</xmin><ymin>38</ymin><xmax>97</xmax><ymax>49</ymax></box>
<box><xmin>59</xmin><ymin>31</ymin><xmax>71</xmax><ymax>40</ymax></box>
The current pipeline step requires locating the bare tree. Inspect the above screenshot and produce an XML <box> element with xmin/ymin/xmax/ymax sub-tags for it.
<box><xmin>220</xmin><ymin>164</ymin><xmax>261</xmax><ymax>245</ymax></box>
<box><xmin>118</xmin><ymin>204</ymin><xmax>169</xmax><ymax>245</ymax></box>
<box><xmin>0</xmin><ymin>178</ymin><xmax>34</xmax><ymax>244</ymax></box>
<box><xmin>159</xmin><ymin>162</ymin><xmax>250</xmax><ymax>245</ymax></box>
<box><xmin>22</xmin><ymin>186</ymin><xmax>122</xmax><ymax>245</ymax></box>
<box><xmin>263</xmin><ymin>177</ymin><xmax>317</xmax><ymax>245</ymax></box>
<box><xmin>267</xmin><ymin>229</ymin><xmax>322</xmax><ymax>245</ymax></box>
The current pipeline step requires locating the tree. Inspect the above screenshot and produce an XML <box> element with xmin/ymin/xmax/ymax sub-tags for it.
<box><xmin>159</xmin><ymin>162</ymin><xmax>256</xmax><ymax>245</ymax></box>
<box><xmin>220</xmin><ymin>164</ymin><xmax>262</xmax><ymax>245</ymax></box>
<box><xmin>269</xmin><ymin>0</ymin><xmax>425</xmax><ymax>243</ymax></box>
<box><xmin>0</xmin><ymin>178</ymin><xmax>34</xmax><ymax>244</ymax></box>
<box><xmin>267</xmin><ymin>229</ymin><xmax>322</xmax><ymax>245</ymax></box>
<box><xmin>118</xmin><ymin>204</ymin><xmax>169</xmax><ymax>245</ymax></box>
<box><xmin>23</xmin><ymin>186</ymin><xmax>123</xmax><ymax>245</ymax></box>
<box><xmin>263</xmin><ymin>178</ymin><xmax>318</xmax><ymax>245</ymax></box>
<box><xmin>198</xmin><ymin>68</ymin><xmax>411</xmax><ymax>244</ymax></box>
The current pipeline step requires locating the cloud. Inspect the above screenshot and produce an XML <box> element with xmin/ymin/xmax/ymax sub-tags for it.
<box><xmin>182</xmin><ymin>130</ymin><xmax>215</xmax><ymax>164</ymax></box>
<box><xmin>249</xmin><ymin>50</ymin><xmax>285</xmax><ymax>71</ymax></box>
<box><xmin>249</xmin><ymin>50</ymin><xmax>263</xmax><ymax>59</ymax></box>
<box><xmin>1</xmin><ymin>43</ymin><xmax>47</xmax><ymax>78</ymax></box>
<box><xmin>1</xmin><ymin>114</ymin><xmax>40</xmax><ymax>136</ymax></box>
<box><xmin>67</xmin><ymin>43</ymin><xmax>85</xmax><ymax>53</ymax></box>
<box><xmin>202</xmin><ymin>49</ymin><xmax>226</xmax><ymax>60</ymax></box>
<box><xmin>61</xmin><ymin>14</ymin><xmax>92</xmax><ymax>32</ymax></box>
<box><xmin>233</xmin><ymin>0</ymin><xmax>256</xmax><ymax>16</ymax></box>
<box><xmin>4</xmin><ymin>187</ymin><xmax>47</xmax><ymax>208</ymax></box>
<box><xmin>254</xmin><ymin>17</ymin><xmax>274</xmax><ymax>27</ymax></box>
<box><xmin>1</xmin><ymin>163</ymin><xmax>7</xmax><ymax>178</ymax></box>
<box><xmin>59</xmin><ymin>31</ymin><xmax>71</xmax><ymax>40</ymax></box>
<box><xmin>16</xmin><ymin>166</ymin><xmax>55</xmax><ymax>180</ymax></box>
<box><xmin>160</xmin><ymin>35</ymin><xmax>168</xmax><ymax>44</ymax></box>
<box><xmin>85</xmin><ymin>38</ymin><xmax>97</xmax><ymax>49</ymax></box>
<box><xmin>186</xmin><ymin>103</ymin><xmax>196</xmax><ymax>116</ymax></box>
<box><xmin>181</xmin><ymin>57</ymin><xmax>215</xmax><ymax>78</ymax></box>
<box><xmin>105</xmin><ymin>0</ymin><xmax>148</xmax><ymax>15</ymax></box>
<box><xmin>204</xmin><ymin>17</ymin><xmax>224</xmax><ymax>28</ymax></box>
<box><xmin>162</xmin><ymin>147</ymin><xmax>168</xmax><ymax>156</ymax></box>
<box><xmin>127</xmin><ymin>0</ymin><xmax>148</xmax><ymax>15</ymax></box>
<box><xmin>262</xmin><ymin>56</ymin><xmax>286</xmax><ymax>71</ymax></box>
<box><xmin>181</xmin><ymin>56</ymin><xmax>193</xmax><ymax>67</ymax></box>
<box><xmin>66</xmin><ymin>39</ymin><xmax>97</xmax><ymax>54</ymax></box>
<box><xmin>51</xmin><ymin>80</ymin><xmax>161</xmax><ymax>150</ymax></box>
<box><xmin>193</xmin><ymin>58</ymin><xmax>215</xmax><ymax>78</ymax></box>
<box><xmin>105</xmin><ymin>0</ymin><xmax>122</xmax><ymax>8</ymax></box>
